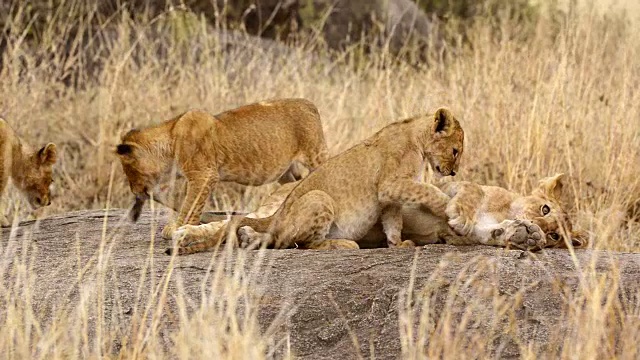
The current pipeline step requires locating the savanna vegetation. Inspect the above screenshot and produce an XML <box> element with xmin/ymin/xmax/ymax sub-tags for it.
<box><xmin>0</xmin><ymin>0</ymin><xmax>638</xmax><ymax>358</ymax></box>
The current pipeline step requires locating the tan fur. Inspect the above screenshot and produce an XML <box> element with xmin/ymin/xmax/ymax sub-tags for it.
<box><xmin>397</xmin><ymin>173</ymin><xmax>588</xmax><ymax>250</ymax></box>
<box><xmin>178</xmin><ymin>174</ymin><xmax>588</xmax><ymax>252</ymax></box>
<box><xmin>115</xmin><ymin>98</ymin><xmax>328</xmax><ymax>239</ymax></box>
<box><xmin>168</xmin><ymin>107</ymin><xmax>465</xmax><ymax>255</ymax></box>
<box><xmin>0</xmin><ymin>118</ymin><xmax>57</xmax><ymax>225</ymax></box>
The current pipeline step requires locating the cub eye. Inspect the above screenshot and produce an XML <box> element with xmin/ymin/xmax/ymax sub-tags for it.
<box><xmin>548</xmin><ymin>232</ymin><xmax>560</xmax><ymax>241</ymax></box>
<box><xmin>453</xmin><ymin>148</ymin><xmax>459</xmax><ymax>157</ymax></box>
<box><xmin>541</xmin><ymin>204</ymin><xmax>551</xmax><ymax>215</ymax></box>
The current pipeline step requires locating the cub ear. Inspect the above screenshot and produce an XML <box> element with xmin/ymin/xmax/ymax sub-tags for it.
<box><xmin>116</xmin><ymin>143</ymin><xmax>134</xmax><ymax>155</ymax></box>
<box><xmin>38</xmin><ymin>143</ymin><xmax>57</xmax><ymax>165</ymax></box>
<box><xmin>115</xmin><ymin>143</ymin><xmax>141</xmax><ymax>164</ymax></box>
<box><xmin>121</xmin><ymin>128</ymin><xmax>139</xmax><ymax>141</ymax></box>
<box><xmin>537</xmin><ymin>173</ymin><xmax>565</xmax><ymax>200</ymax></box>
<box><xmin>432</xmin><ymin>108</ymin><xmax>455</xmax><ymax>135</ymax></box>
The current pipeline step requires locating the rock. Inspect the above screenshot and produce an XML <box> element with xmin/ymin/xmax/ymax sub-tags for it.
<box><xmin>6</xmin><ymin>0</ymin><xmax>439</xmax><ymax>54</ymax></box>
<box><xmin>216</xmin><ymin>0</ymin><xmax>440</xmax><ymax>54</ymax></box>
<box><xmin>1</xmin><ymin>209</ymin><xmax>638</xmax><ymax>358</ymax></box>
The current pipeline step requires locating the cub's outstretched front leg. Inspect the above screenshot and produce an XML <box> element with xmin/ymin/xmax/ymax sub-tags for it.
<box><xmin>172</xmin><ymin>221</ymin><xmax>225</xmax><ymax>246</ymax></box>
<box><xmin>162</xmin><ymin>173</ymin><xmax>218</xmax><ymax>240</ymax></box>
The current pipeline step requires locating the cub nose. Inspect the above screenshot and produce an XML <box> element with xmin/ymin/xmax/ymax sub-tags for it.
<box><xmin>451</xmin><ymin>170</ymin><xmax>456</xmax><ymax>176</ymax></box>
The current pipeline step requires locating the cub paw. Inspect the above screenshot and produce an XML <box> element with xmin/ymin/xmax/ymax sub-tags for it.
<box><xmin>161</xmin><ymin>222</ymin><xmax>178</xmax><ymax>240</ymax></box>
<box><xmin>238</xmin><ymin>226</ymin><xmax>259</xmax><ymax>249</ymax></box>
<box><xmin>165</xmin><ymin>246</ymin><xmax>189</xmax><ymax>256</ymax></box>
<box><xmin>446</xmin><ymin>201</ymin><xmax>475</xmax><ymax>236</ymax></box>
<box><xmin>494</xmin><ymin>220</ymin><xmax>546</xmax><ymax>251</ymax></box>
<box><xmin>172</xmin><ymin>224</ymin><xmax>201</xmax><ymax>246</ymax></box>
<box><xmin>397</xmin><ymin>240</ymin><xmax>416</xmax><ymax>248</ymax></box>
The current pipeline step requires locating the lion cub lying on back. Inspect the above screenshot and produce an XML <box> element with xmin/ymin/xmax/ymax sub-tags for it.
<box><xmin>0</xmin><ymin>117</ymin><xmax>57</xmax><ymax>226</ymax></box>
<box><xmin>391</xmin><ymin>173</ymin><xmax>588</xmax><ymax>249</ymax></box>
<box><xmin>180</xmin><ymin>174</ymin><xmax>588</xmax><ymax>251</ymax></box>
<box><xmin>168</xmin><ymin>107</ymin><xmax>465</xmax><ymax>255</ymax></box>
<box><xmin>116</xmin><ymin>98</ymin><xmax>328</xmax><ymax>239</ymax></box>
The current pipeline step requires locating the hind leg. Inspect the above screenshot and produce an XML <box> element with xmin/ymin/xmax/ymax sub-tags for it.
<box><xmin>239</xmin><ymin>190</ymin><xmax>342</xmax><ymax>250</ymax></box>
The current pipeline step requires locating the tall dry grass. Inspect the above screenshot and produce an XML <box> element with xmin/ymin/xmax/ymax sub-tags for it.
<box><xmin>0</xmin><ymin>206</ymin><xmax>287</xmax><ymax>358</ymax></box>
<box><xmin>0</xmin><ymin>0</ymin><xmax>638</xmax><ymax>358</ymax></box>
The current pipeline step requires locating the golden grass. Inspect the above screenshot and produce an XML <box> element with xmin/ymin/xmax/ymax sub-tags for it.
<box><xmin>0</xmin><ymin>0</ymin><xmax>638</xmax><ymax>358</ymax></box>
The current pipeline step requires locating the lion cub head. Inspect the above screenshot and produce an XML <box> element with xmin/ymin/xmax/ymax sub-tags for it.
<box><xmin>115</xmin><ymin>129</ymin><xmax>169</xmax><ymax>201</ymax></box>
<box><xmin>425</xmin><ymin>108</ymin><xmax>464</xmax><ymax>177</ymax></box>
<box><xmin>520</xmin><ymin>173</ymin><xmax>588</xmax><ymax>248</ymax></box>
<box><xmin>13</xmin><ymin>143</ymin><xmax>57</xmax><ymax>209</ymax></box>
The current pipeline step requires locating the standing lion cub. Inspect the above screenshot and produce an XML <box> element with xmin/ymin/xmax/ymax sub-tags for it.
<box><xmin>169</xmin><ymin>107</ymin><xmax>464</xmax><ymax>255</ymax></box>
<box><xmin>116</xmin><ymin>98</ymin><xmax>328</xmax><ymax>239</ymax></box>
<box><xmin>0</xmin><ymin>117</ymin><xmax>57</xmax><ymax>226</ymax></box>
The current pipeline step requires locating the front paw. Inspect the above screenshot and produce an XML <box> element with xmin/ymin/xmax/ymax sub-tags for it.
<box><xmin>494</xmin><ymin>220</ymin><xmax>546</xmax><ymax>251</ymax></box>
<box><xmin>172</xmin><ymin>224</ymin><xmax>200</xmax><ymax>245</ymax></box>
<box><xmin>445</xmin><ymin>198</ymin><xmax>475</xmax><ymax>236</ymax></box>
<box><xmin>397</xmin><ymin>240</ymin><xmax>416</xmax><ymax>248</ymax></box>
<box><xmin>165</xmin><ymin>245</ymin><xmax>189</xmax><ymax>256</ymax></box>
<box><xmin>162</xmin><ymin>222</ymin><xmax>178</xmax><ymax>240</ymax></box>
<box><xmin>446</xmin><ymin>202</ymin><xmax>475</xmax><ymax>236</ymax></box>
<box><xmin>238</xmin><ymin>225</ymin><xmax>259</xmax><ymax>249</ymax></box>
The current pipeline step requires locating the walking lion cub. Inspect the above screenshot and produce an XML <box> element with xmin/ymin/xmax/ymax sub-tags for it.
<box><xmin>0</xmin><ymin>117</ymin><xmax>57</xmax><ymax>226</ymax></box>
<box><xmin>168</xmin><ymin>107</ymin><xmax>465</xmax><ymax>255</ymax></box>
<box><xmin>116</xmin><ymin>98</ymin><xmax>328</xmax><ymax>239</ymax></box>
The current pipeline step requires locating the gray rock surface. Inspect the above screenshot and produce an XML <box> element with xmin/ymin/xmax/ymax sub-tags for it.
<box><xmin>1</xmin><ymin>209</ymin><xmax>638</xmax><ymax>358</ymax></box>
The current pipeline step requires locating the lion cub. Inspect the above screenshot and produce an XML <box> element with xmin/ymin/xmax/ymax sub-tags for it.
<box><xmin>116</xmin><ymin>98</ymin><xmax>328</xmax><ymax>239</ymax></box>
<box><xmin>180</xmin><ymin>174</ymin><xmax>587</xmax><ymax>252</ymax></box>
<box><xmin>374</xmin><ymin>173</ymin><xmax>588</xmax><ymax>250</ymax></box>
<box><xmin>0</xmin><ymin>117</ymin><xmax>57</xmax><ymax>226</ymax></box>
<box><xmin>169</xmin><ymin>107</ymin><xmax>464</xmax><ymax>255</ymax></box>
<box><xmin>431</xmin><ymin>173</ymin><xmax>587</xmax><ymax>249</ymax></box>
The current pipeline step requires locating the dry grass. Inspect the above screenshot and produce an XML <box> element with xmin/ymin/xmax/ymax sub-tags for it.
<box><xmin>399</xmin><ymin>249</ymin><xmax>640</xmax><ymax>359</ymax></box>
<box><xmin>0</xmin><ymin>0</ymin><xmax>638</xmax><ymax>358</ymax></box>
